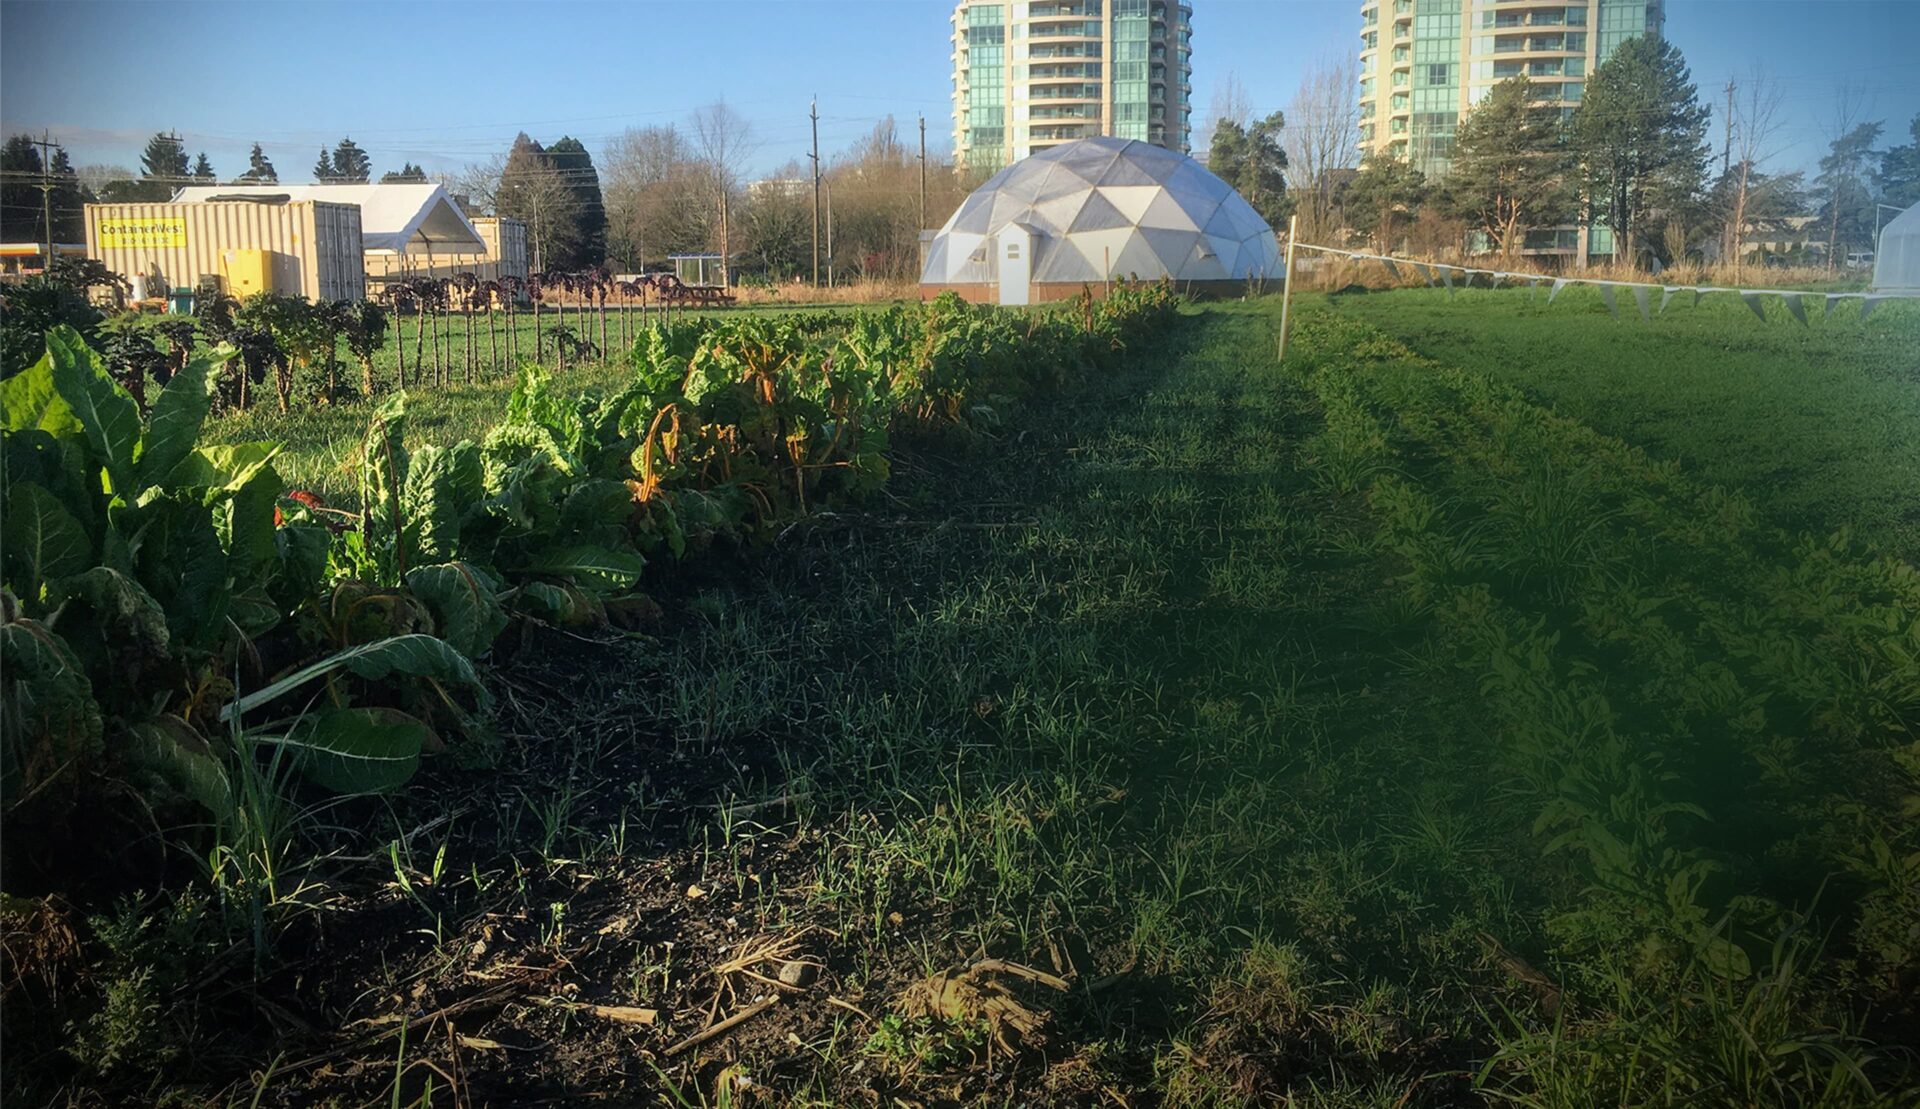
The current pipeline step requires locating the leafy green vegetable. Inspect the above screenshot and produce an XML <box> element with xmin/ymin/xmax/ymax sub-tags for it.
<box><xmin>406</xmin><ymin>562</ymin><xmax>508</xmax><ymax>659</ymax></box>
<box><xmin>276</xmin><ymin>706</ymin><xmax>426</xmax><ymax>795</ymax></box>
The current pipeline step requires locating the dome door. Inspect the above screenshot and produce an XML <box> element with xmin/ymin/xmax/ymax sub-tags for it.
<box><xmin>996</xmin><ymin>224</ymin><xmax>1032</xmax><ymax>306</ymax></box>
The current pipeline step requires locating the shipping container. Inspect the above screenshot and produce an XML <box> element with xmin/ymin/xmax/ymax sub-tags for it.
<box><xmin>84</xmin><ymin>200</ymin><xmax>365</xmax><ymax>303</ymax></box>
<box><xmin>363</xmin><ymin>216</ymin><xmax>530</xmax><ymax>287</ymax></box>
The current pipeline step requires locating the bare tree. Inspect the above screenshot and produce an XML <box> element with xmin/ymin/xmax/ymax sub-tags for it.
<box><xmin>691</xmin><ymin>102</ymin><xmax>758</xmax><ymax>284</ymax></box>
<box><xmin>1198</xmin><ymin>72</ymin><xmax>1254</xmax><ymax>160</ymax></box>
<box><xmin>604</xmin><ymin>125</ymin><xmax>700</xmax><ymax>269</ymax></box>
<box><xmin>824</xmin><ymin>120</ymin><xmax>927</xmax><ymax>280</ymax></box>
<box><xmin>451</xmin><ymin>155</ymin><xmax>507</xmax><ymax>212</ymax></box>
<box><xmin>1284</xmin><ymin>52</ymin><xmax>1361</xmax><ymax>240</ymax></box>
<box><xmin>74</xmin><ymin>163</ymin><xmax>134</xmax><ymax>196</ymax></box>
<box><xmin>1720</xmin><ymin>68</ymin><xmax>1786</xmax><ymax>279</ymax></box>
<box><xmin>606</xmin><ymin>125</ymin><xmax>690</xmax><ymax>188</ymax></box>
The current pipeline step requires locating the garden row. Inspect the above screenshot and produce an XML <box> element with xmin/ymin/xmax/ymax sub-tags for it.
<box><xmin>0</xmin><ymin>285</ymin><xmax>1183</xmax><ymax>900</ymax></box>
<box><xmin>1289</xmin><ymin>307</ymin><xmax>1918</xmax><ymax>1099</ymax></box>
<box><xmin>1</xmin><ymin>262</ymin><xmax>732</xmax><ymax>422</ymax></box>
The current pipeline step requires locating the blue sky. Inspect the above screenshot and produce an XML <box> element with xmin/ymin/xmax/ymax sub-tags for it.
<box><xmin>3</xmin><ymin>0</ymin><xmax>1916</xmax><ymax>183</ymax></box>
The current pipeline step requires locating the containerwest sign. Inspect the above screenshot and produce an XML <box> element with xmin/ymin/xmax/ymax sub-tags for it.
<box><xmin>98</xmin><ymin>217</ymin><xmax>188</xmax><ymax>249</ymax></box>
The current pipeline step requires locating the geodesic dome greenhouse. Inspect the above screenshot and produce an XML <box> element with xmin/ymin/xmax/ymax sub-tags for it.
<box><xmin>920</xmin><ymin>137</ymin><xmax>1281</xmax><ymax>301</ymax></box>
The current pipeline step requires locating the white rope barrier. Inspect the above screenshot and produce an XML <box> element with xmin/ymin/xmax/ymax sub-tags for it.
<box><xmin>1286</xmin><ymin>241</ymin><xmax>1910</xmax><ymax>325</ymax></box>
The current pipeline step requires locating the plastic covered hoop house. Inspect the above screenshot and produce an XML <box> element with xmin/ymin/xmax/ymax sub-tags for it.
<box><xmin>920</xmin><ymin>137</ymin><xmax>1281</xmax><ymax>297</ymax></box>
<box><xmin>1873</xmin><ymin>204</ymin><xmax>1919</xmax><ymax>295</ymax></box>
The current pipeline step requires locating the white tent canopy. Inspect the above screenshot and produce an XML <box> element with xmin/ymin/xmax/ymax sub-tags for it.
<box><xmin>921</xmin><ymin>137</ymin><xmax>1281</xmax><ymax>287</ymax></box>
<box><xmin>169</xmin><ymin>182</ymin><xmax>485</xmax><ymax>255</ymax></box>
<box><xmin>1874</xmin><ymin>203</ymin><xmax>1919</xmax><ymax>294</ymax></box>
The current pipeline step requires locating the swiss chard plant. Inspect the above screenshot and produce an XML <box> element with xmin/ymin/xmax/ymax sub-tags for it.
<box><xmin>1</xmin><ymin>328</ymin><xmax>485</xmax><ymax>887</ymax></box>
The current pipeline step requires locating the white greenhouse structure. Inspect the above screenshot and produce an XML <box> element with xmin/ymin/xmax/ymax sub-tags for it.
<box><xmin>920</xmin><ymin>137</ymin><xmax>1282</xmax><ymax>304</ymax></box>
<box><xmin>1873</xmin><ymin>203</ymin><xmax>1919</xmax><ymax>295</ymax></box>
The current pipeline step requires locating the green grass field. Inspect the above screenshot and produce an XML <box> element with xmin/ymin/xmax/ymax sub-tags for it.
<box><xmin>26</xmin><ymin>293</ymin><xmax>1920</xmax><ymax>1106</ymax></box>
<box><xmin>1331</xmin><ymin>286</ymin><xmax>1920</xmax><ymax>559</ymax></box>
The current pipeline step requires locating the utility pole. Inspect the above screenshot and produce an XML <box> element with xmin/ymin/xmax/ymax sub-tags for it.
<box><xmin>1722</xmin><ymin>77</ymin><xmax>1736</xmax><ymax>177</ymax></box>
<box><xmin>31</xmin><ymin>131</ymin><xmax>58</xmax><ymax>268</ymax></box>
<box><xmin>809</xmin><ymin>97</ymin><xmax>822</xmax><ymax>287</ymax></box>
<box><xmin>918</xmin><ymin>114</ymin><xmax>928</xmax><ymax>232</ymax></box>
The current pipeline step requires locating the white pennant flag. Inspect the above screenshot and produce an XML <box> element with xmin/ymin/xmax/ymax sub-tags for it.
<box><xmin>1781</xmin><ymin>292</ymin><xmax>1808</xmax><ymax>326</ymax></box>
<box><xmin>1631</xmin><ymin>285</ymin><xmax>1651</xmax><ymax>323</ymax></box>
<box><xmin>1823</xmin><ymin>293</ymin><xmax>1843</xmax><ymax>318</ymax></box>
<box><xmin>1598</xmin><ymin>283</ymin><xmax>1619</xmax><ymax>317</ymax></box>
<box><xmin>1739</xmin><ymin>291</ymin><xmax>1768</xmax><ymax>322</ymax></box>
<box><xmin>1382</xmin><ymin>258</ymin><xmax>1401</xmax><ymax>280</ymax></box>
<box><xmin>1690</xmin><ymin>287</ymin><xmax>1704</xmax><ymax>309</ymax></box>
<box><xmin>1490</xmin><ymin>272</ymin><xmax>1506</xmax><ymax>288</ymax></box>
<box><xmin>1660</xmin><ymin>286</ymin><xmax>1680</xmax><ymax>314</ymax></box>
<box><xmin>1861</xmin><ymin>295</ymin><xmax>1887</xmax><ymax>321</ymax></box>
<box><xmin>1417</xmin><ymin>263</ymin><xmax>1435</xmax><ymax>287</ymax></box>
<box><xmin>1441</xmin><ymin>267</ymin><xmax>1455</xmax><ymax>295</ymax></box>
<box><xmin>1547</xmin><ymin>278</ymin><xmax>1569</xmax><ymax>304</ymax></box>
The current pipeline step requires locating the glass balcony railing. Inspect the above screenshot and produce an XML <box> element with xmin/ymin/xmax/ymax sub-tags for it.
<box><xmin>1029</xmin><ymin>63</ymin><xmax>1103</xmax><ymax>78</ymax></box>
<box><xmin>1029</xmin><ymin>44</ymin><xmax>1102</xmax><ymax>58</ymax></box>
<box><xmin>1029</xmin><ymin>105</ymin><xmax>1101</xmax><ymax>120</ymax></box>
<box><xmin>1030</xmin><ymin>84</ymin><xmax>1103</xmax><ymax>99</ymax></box>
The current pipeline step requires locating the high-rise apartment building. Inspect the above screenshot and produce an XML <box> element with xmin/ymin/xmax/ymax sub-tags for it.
<box><xmin>1357</xmin><ymin>0</ymin><xmax>1663</xmax><ymax>177</ymax></box>
<box><xmin>950</xmin><ymin>1</ymin><xmax>1193</xmax><ymax>174</ymax></box>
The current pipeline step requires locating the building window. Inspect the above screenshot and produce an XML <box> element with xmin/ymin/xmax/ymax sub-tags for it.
<box><xmin>1426</xmin><ymin>63</ymin><xmax>1450</xmax><ymax>85</ymax></box>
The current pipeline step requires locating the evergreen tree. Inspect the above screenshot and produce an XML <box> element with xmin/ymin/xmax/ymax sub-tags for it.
<box><xmin>546</xmin><ymin>136</ymin><xmax>607</xmax><ymax>266</ymax></box>
<box><xmin>1876</xmin><ymin>114</ymin><xmax>1919</xmax><ymax>211</ymax></box>
<box><xmin>1207</xmin><ymin>112</ymin><xmax>1292</xmax><ymax>228</ymax></box>
<box><xmin>0</xmin><ymin>135</ymin><xmax>45</xmax><ymax>243</ymax></box>
<box><xmin>1816</xmin><ymin>120</ymin><xmax>1883</xmax><ymax>264</ymax></box>
<box><xmin>379</xmin><ymin>162</ymin><xmax>430</xmax><ymax>183</ymax></box>
<box><xmin>1708</xmin><ymin>164</ymin><xmax>1807</xmax><ymax>263</ymax></box>
<box><xmin>1570</xmin><ymin>36</ymin><xmax>1710</xmax><ymax>266</ymax></box>
<box><xmin>1344</xmin><ymin>153</ymin><xmax>1428</xmax><ymax>251</ymax></box>
<box><xmin>47</xmin><ymin>146</ymin><xmax>87</xmax><ymax>243</ymax></box>
<box><xmin>140</xmin><ymin>131</ymin><xmax>190</xmax><ymax>182</ymax></box>
<box><xmin>496</xmin><ymin>132</ymin><xmax>581</xmax><ymax>271</ymax></box>
<box><xmin>239</xmin><ymin>142</ymin><xmax>278</xmax><ymax>183</ymax></box>
<box><xmin>1207</xmin><ymin>120</ymin><xmax>1250</xmax><ymax>189</ymax></box>
<box><xmin>313</xmin><ymin>147</ymin><xmax>335</xmax><ymax>182</ymax></box>
<box><xmin>1445</xmin><ymin>77</ymin><xmax>1574</xmax><ymax>260</ymax></box>
<box><xmin>191</xmin><ymin>152</ymin><xmax>215</xmax><ymax>179</ymax></box>
<box><xmin>331</xmin><ymin>138</ymin><xmax>371</xmax><ymax>183</ymax></box>
<box><xmin>1</xmin><ymin>136</ymin><xmax>88</xmax><ymax>245</ymax></box>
